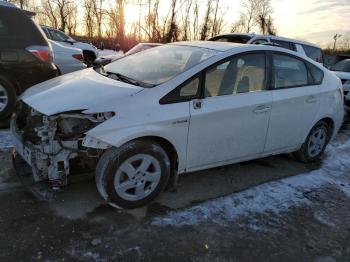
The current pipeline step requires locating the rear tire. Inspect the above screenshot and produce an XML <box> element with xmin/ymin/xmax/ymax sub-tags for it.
<box><xmin>96</xmin><ymin>140</ymin><xmax>171</xmax><ymax>209</ymax></box>
<box><xmin>294</xmin><ymin>121</ymin><xmax>330</xmax><ymax>163</ymax></box>
<box><xmin>0</xmin><ymin>77</ymin><xmax>16</xmax><ymax>121</ymax></box>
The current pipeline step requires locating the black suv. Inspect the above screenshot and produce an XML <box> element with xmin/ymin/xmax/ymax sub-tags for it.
<box><xmin>0</xmin><ymin>2</ymin><xmax>57</xmax><ymax>122</ymax></box>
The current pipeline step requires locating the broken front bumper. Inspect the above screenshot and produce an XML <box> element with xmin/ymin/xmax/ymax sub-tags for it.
<box><xmin>11</xmin><ymin>116</ymin><xmax>79</xmax><ymax>186</ymax></box>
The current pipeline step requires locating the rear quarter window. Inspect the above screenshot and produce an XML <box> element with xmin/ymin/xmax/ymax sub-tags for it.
<box><xmin>0</xmin><ymin>7</ymin><xmax>46</xmax><ymax>44</ymax></box>
<box><xmin>307</xmin><ymin>63</ymin><xmax>324</xmax><ymax>85</ymax></box>
<box><xmin>302</xmin><ymin>45</ymin><xmax>324</xmax><ymax>63</ymax></box>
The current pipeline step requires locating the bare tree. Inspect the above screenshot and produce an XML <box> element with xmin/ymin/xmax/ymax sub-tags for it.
<box><xmin>66</xmin><ymin>3</ymin><xmax>78</xmax><ymax>35</ymax></box>
<box><xmin>241</xmin><ymin>0</ymin><xmax>257</xmax><ymax>33</ymax></box>
<box><xmin>40</xmin><ymin>0</ymin><xmax>76</xmax><ymax>32</ymax></box>
<box><xmin>255</xmin><ymin>0</ymin><xmax>273</xmax><ymax>34</ymax></box>
<box><xmin>333</xmin><ymin>33</ymin><xmax>343</xmax><ymax>52</ymax></box>
<box><xmin>165</xmin><ymin>0</ymin><xmax>178</xmax><ymax>42</ymax></box>
<box><xmin>8</xmin><ymin>0</ymin><xmax>29</xmax><ymax>9</ymax></box>
<box><xmin>181</xmin><ymin>0</ymin><xmax>193</xmax><ymax>40</ymax></box>
<box><xmin>84</xmin><ymin>0</ymin><xmax>95</xmax><ymax>38</ymax></box>
<box><xmin>200</xmin><ymin>0</ymin><xmax>212</xmax><ymax>40</ymax></box>
<box><xmin>116</xmin><ymin>0</ymin><xmax>125</xmax><ymax>48</ymax></box>
<box><xmin>91</xmin><ymin>0</ymin><xmax>105</xmax><ymax>39</ymax></box>
<box><xmin>192</xmin><ymin>0</ymin><xmax>199</xmax><ymax>40</ymax></box>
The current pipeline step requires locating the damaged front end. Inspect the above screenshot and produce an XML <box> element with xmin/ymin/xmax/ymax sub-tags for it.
<box><xmin>11</xmin><ymin>102</ymin><xmax>113</xmax><ymax>191</ymax></box>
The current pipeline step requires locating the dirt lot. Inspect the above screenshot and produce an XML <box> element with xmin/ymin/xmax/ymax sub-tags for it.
<box><xmin>0</xmin><ymin>117</ymin><xmax>350</xmax><ymax>262</ymax></box>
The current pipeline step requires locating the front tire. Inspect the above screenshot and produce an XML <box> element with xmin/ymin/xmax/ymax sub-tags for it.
<box><xmin>96</xmin><ymin>140</ymin><xmax>171</xmax><ymax>209</ymax></box>
<box><xmin>0</xmin><ymin>77</ymin><xmax>16</xmax><ymax>121</ymax></box>
<box><xmin>294</xmin><ymin>121</ymin><xmax>330</xmax><ymax>163</ymax></box>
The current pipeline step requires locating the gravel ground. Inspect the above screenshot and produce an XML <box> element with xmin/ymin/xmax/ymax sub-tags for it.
<box><xmin>0</xmin><ymin>117</ymin><xmax>349</xmax><ymax>261</ymax></box>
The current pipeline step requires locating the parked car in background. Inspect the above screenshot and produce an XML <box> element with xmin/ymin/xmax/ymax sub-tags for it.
<box><xmin>0</xmin><ymin>1</ymin><xmax>57</xmax><ymax>122</ymax></box>
<box><xmin>12</xmin><ymin>42</ymin><xmax>343</xmax><ymax>208</ymax></box>
<box><xmin>41</xmin><ymin>25</ymin><xmax>99</xmax><ymax>65</ymax></box>
<box><xmin>331</xmin><ymin>59</ymin><xmax>350</xmax><ymax>110</ymax></box>
<box><xmin>49</xmin><ymin>40</ymin><xmax>86</xmax><ymax>75</ymax></box>
<box><xmin>209</xmin><ymin>33</ymin><xmax>324</xmax><ymax>64</ymax></box>
<box><xmin>93</xmin><ymin>43</ymin><xmax>162</xmax><ymax>67</ymax></box>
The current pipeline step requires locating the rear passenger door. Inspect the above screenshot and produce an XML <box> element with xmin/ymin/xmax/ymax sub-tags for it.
<box><xmin>264</xmin><ymin>52</ymin><xmax>323</xmax><ymax>153</ymax></box>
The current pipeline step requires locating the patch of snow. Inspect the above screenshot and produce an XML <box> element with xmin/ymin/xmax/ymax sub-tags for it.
<box><xmin>0</xmin><ymin>129</ymin><xmax>13</xmax><ymax>151</ymax></box>
<box><xmin>97</xmin><ymin>49</ymin><xmax>124</xmax><ymax>57</ymax></box>
<box><xmin>152</xmin><ymin>133</ymin><xmax>350</xmax><ymax>227</ymax></box>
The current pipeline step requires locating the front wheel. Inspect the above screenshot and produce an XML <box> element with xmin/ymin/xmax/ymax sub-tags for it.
<box><xmin>96</xmin><ymin>140</ymin><xmax>171</xmax><ymax>209</ymax></box>
<box><xmin>294</xmin><ymin>121</ymin><xmax>330</xmax><ymax>163</ymax></box>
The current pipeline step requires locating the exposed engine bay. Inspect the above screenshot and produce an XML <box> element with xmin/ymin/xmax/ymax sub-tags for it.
<box><xmin>12</xmin><ymin>103</ymin><xmax>113</xmax><ymax>189</ymax></box>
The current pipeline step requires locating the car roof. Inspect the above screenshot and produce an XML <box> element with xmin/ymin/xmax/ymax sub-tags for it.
<box><xmin>171</xmin><ymin>41</ymin><xmax>245</xmax><ymax>52</ymax></box>
<box><xmin>0</xmin><ymin>1</ymin><xmax>17</xmax><ymax>8</ymax></box>
<box><xmin>139</xmin><ymin>43</ymin><xmax>162</xmax><ymax>46</ymax></box>
<box><xmin>213</xmin><ymin>33</ymin><xmax>320</xmax><ymax>48</ymax></box>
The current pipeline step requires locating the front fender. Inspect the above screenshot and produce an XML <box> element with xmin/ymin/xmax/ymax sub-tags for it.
<box><xmin>85</xmin><ymin>123</ymin><xmax>188</xmax><ymax>173</ymax></box>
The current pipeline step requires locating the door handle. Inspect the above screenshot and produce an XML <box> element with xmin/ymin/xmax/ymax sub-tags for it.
<box><xmin>306</xmin><ymin>95</ymin><xmax>318</xmax><ymax>103</ymax></box>
<box><xmin>253</xmin><ymin>105</ymin><xmax>271</xmax><ymax>114</ymax></box>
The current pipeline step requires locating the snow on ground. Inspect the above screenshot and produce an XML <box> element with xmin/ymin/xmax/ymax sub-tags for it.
<box><xmin>97</xmin><ymin>49</ymin><xmax>124</xmax><ymax>57</ymax></box>
<box><xmin>0</xmin><ymin>130</ymin><xmax>13</xmax><ymax>151</ymax></box>
<box><xmin>153</xmin><ymin>130</ymin><xmax>350</xmax><ymax>228</ymax></box>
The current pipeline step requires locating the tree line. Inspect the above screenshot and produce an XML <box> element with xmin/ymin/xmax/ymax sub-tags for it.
<box><xmin>7</xmin><ymin>0</ymin><xmax>279</xmax><ymax>50</ymax></box>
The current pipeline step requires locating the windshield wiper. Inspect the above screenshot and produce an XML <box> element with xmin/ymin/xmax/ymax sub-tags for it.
<box><xmin>106</xmin><ymin>72</ymin><xmax>154</xmax><ymax>88</ymax></box>
<box><xmin>94</xmin><ymin>66</ymin><xmax>154</xmax><ymax>88</ymax></box>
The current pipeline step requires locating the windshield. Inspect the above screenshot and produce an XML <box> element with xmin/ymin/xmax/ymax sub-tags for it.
<box><xmin>331</xmin><ymin>60</ymin><xmax>350</xmax><ymax>72</ymax></box>
<box><xmin>125</xmin><ymin>44</ymin><xmax>158</xmax><ymax>56</ymax></box>
<box><xmin>104</xmin><ymin>44</ymin><xmax>219</xmax><ymax>86</ymax></box>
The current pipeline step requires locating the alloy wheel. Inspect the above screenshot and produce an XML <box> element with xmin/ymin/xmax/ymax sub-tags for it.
<box><xmin>307</xmin><ymin>127</ymin><xmax>327</xmax><ymax>158</ymax></box>
<box><xmin>114</xmin><ymin>154</ymin><xmax>162</xmax><ymax>201</ymax></box>
<box><xmin>0</xmin><ymin>84</ymin><xmax>8</xmax><ymax>112</ymax></box>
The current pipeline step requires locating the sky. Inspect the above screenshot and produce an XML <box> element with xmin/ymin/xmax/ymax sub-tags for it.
<box><xmin>26</xmin><ymin>0</ymin><xmax>350</xmax><ymax>47</ymax></box>
<box><xmin>120</xmin><ymin>0</ymin><xmax>350</xmax><ymax>47</ymax></box>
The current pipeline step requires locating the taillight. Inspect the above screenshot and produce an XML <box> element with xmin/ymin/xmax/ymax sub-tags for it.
<box><xmin>72</xmin><ymin>54</ymin><xmax>84</xmax><ymax>61</ymax></box>
<box><xmin>26</xmin><ymin>45</ymin><xmax>53</xmax><ymax>63</ymax></box>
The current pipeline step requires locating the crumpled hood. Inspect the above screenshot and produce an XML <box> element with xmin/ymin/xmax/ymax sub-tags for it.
<box><xmin>21</xmin><ymin>69</ymin><xmax>143</xmax><ymax>116</ymax></box>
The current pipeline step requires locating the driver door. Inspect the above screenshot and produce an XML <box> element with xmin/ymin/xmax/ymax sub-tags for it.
<box><xmin>186</xmin><ymin>52</ymin><xmax>272</xmax><ymax>171</ymax></box>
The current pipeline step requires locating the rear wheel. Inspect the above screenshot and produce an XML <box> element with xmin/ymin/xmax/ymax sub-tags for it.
<box><xmin>0</xmin><ymin>78</ymin><xmax>16</xmax><ymax>121</ymax></box>
<box><xmin>96</xmin><ymin>140</ymin><xmax>171</xmax><ymax>209</ymax></box>
<box><xmin>294</xmin><ymin>121</ymin><xmax>330</xmax><ymax>162</ymax></box>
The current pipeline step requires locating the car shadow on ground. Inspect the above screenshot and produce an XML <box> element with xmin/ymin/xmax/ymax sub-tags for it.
<box><xmin>43</xmin><ymin>153</ymin><xmax>321</xmax><ymax>222</ymax></box>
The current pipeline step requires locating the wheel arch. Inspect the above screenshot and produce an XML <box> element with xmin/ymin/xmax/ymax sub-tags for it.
<box><xmin>127</xmin><ymin>135</ymin><xmax>179</xmax><ymax>174</ymax></box>
<box><xmin>0</xmin><ymin>74</ymin><xmax>22</xmax><ymax>95</ymax></box>
<box><xmin>303</xmin><ymin>116</ymin><xmax>336</xmax><ymax>143</ymax></box>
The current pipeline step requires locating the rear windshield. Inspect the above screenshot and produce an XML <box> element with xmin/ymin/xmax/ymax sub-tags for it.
<box><xmin>209</xmin><ymin>35</ymin><xmax>252</xmax><ymax>44</ymax></box>
<box><xmin>271</xmin><ymin>39</ymin><xmax>296</xmax><ymax>51</ymax></box>
<box><xmin>105</xmin><ymin>44</ymin><xmax>219</xmax><ymax>86</ymax></box>
<box><xmin>302</xmin><ymin>44</ymin><xmax>324</xmax><ymax>63</ymax></box>
<box><xmin>0</xmin><ymin>7</ymin><xmax>46</xmax><ymax>44</ymax></box>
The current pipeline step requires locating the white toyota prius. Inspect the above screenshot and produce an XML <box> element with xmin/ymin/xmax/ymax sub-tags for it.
<box><xmin>11</xmin><ymin>41</ymin><xmax>344</xmax><ymax>208</ymax></box>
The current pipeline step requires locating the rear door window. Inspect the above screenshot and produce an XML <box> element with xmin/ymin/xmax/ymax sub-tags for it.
<box><xmin>271</xmin><ymin>39</ymin><xmax>296</xmax><ymax>51</ymax></box>
<box><xmin>302</xmin><ymin>45</ymin><xmax>324</xmax><ymax>63</ymax></box>
<box><xmin>272</xmin><ymin>54</ymin><xmax>308</xmax><ymax>89</ymax></box>
<box><xmin>0</xmin><ymin>7</ymin><xmax>46</xmax><ymax>44</ymax></box>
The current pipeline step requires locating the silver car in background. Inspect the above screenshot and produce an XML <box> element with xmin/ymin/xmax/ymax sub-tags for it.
<box><xmin>49</xmin><ymin>40</ymin><xmax>86</xmax><ymax>75</ymax></box>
